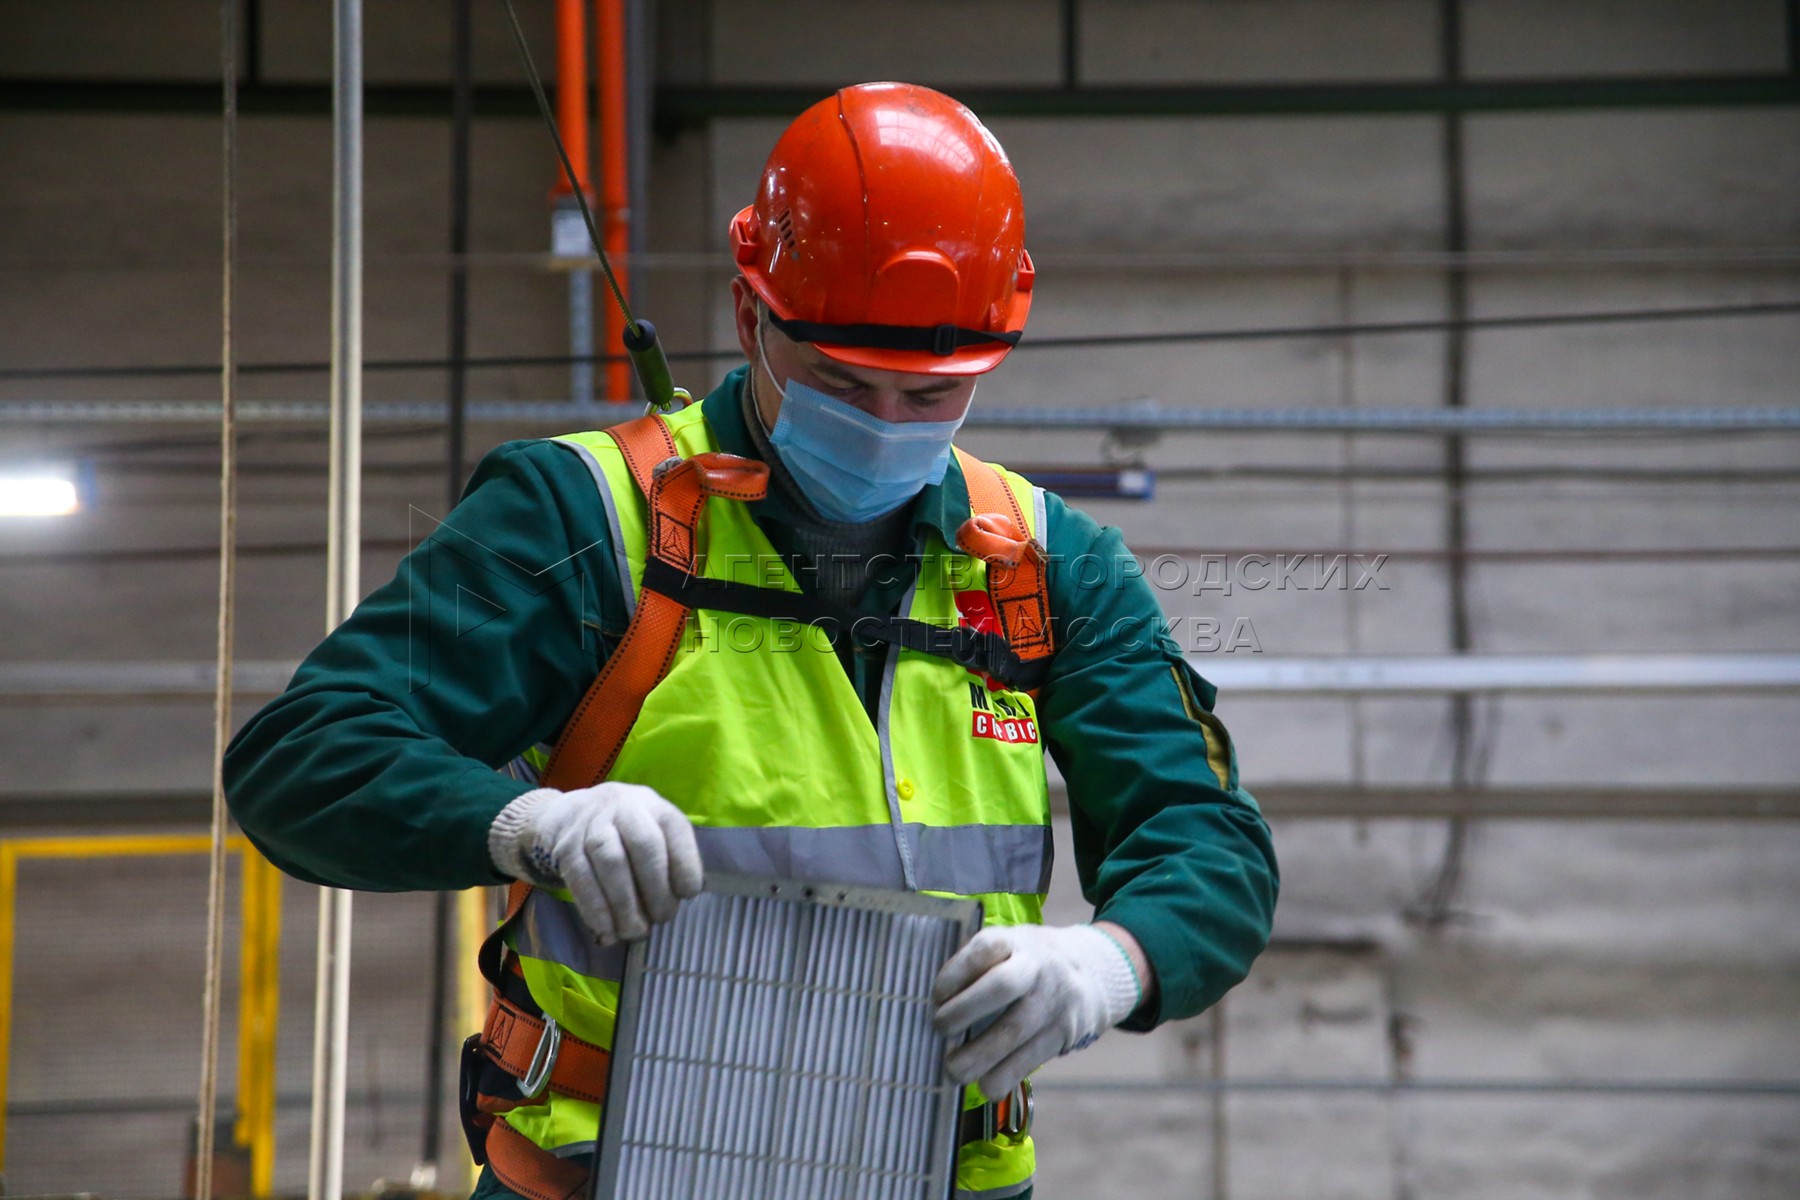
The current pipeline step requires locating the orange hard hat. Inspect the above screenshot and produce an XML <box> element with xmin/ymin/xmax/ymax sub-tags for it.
<box><xmin>730</xmin><ymin>82</ymin><xmax>1034</xmax><ymax>375</ymax></box>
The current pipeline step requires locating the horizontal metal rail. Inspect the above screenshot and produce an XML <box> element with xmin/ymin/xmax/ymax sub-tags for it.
<box><xmin>651</xmin><ymin>78</ymin><xmax>1800</xmax><ymax>121</ymax></box>
<box><xmin>416</xmin><ymin>244</ymin><xmax>1800</xmax><ymax>274</ymax></box>
<box><xmin>8</xmin><ymin>1075</ymin><xmax>1793</xmax><ymax>1120</ymax></box>
<box><xmin>7</xmin><ymin>539</ymin><xmax>1799</xmax><ymax>570</ymax></box>
<box><xmin>1036</xmin><ymin>1077</ymin><xmax>1800</xmax><ymax>1097</ymax></box>
<box><xmin>7</xmin><ymin>399</ymin><xmax>1800</xmax><ymax>432</ymax></box>
<box><xmin>6</xmin><ymin>786</ymin><xmax>1794</xmax><ymax>826</ymax></box>
<box><xmin>1224</xmin><ymin>786</ymin><xmax>1800</xmax><ymax>821</ymax></box>
<box><xmin>4</xmin><ymin>655</ymin><xmax>1795</xmax><ymax>701</ymax></box>
<box><xmin>0</xmin><ymin>660</ymin><xmax>298</xmax><ymax>699</ymax></box>
<box><xmin>974</xmin><ymin>405</ymin><xmax>1800</xmax><ymax>433</ymax></box>
<box><xmin>1197</xmin><ymin>653</ymin><xmax>1800</xmax><ymax>692</ymax></box>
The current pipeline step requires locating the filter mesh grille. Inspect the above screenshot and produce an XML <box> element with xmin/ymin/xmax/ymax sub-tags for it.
<box><xmin>596</xmin><ymin>874</ymin><xmax>980</xmax><ymax>1200</ymax></box>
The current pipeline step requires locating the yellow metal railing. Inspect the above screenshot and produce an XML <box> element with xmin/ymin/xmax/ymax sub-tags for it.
<box><xmin>0</xmin><ymin>834</ymin><xmax>281</xmax><ymax>1193</ymax></box>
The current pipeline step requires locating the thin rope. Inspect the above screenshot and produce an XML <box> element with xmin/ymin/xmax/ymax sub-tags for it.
<box><xmin>195</xmin><ymin>0</ymin><xmax>239</xmax><ymax>1194</ymax></box>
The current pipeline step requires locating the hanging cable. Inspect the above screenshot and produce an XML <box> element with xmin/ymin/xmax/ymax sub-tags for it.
<box><xmin>499</xmin><ymin>0</ymin><xmax>678</xmax><ymax>412</ymax></box>
<box><xmin>5</xmin><ymin>297</ymin><xmax>1796</xmax><ymax>383</ymax></box>
<box><xmin>1412</xmin><ymin>0</ymin><xmax>1478</xmax><ymax>929</ymax></box>
<box><xmin>194</xmin><ymin>0</ymin><xmax>240</xmax><ymax>1195</ymax></box>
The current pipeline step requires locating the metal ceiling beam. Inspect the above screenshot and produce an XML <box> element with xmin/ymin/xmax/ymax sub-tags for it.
<box><xmin>651</xmin><ymin>77</ymin><xmax>1800</xmax><ymax>122</ymax></box>
<box><xmin>1</xmin><ymin>74</ymin><xmax>1796</xmax><ymax>119</ymax></box>
<box><xmin>1198</xmin><ymin>653</ymin><xmax>1800</xmax><ymax>693</ymax></box>
<box><xmin>0</xmin><ymin>79</ymin><xmax>541</xmax><ymax>117</ymax></box>
<box><xmin>1236</xmin><ymin>785</ymin><xmax>1800</xmax><ymax>821</ymax></box>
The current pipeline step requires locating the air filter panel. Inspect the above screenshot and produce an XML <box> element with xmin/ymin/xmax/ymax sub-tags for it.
<box><xmin>594</xmin><ymin>872</ymin><xmax>982</xmax><ymax>1200</ymax></box>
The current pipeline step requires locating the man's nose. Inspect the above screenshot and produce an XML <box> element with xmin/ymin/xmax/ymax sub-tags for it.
<box><xmin>850</xmin><ymin>391</ymin><xmax>913</xmax><ymax>424</ymax></box>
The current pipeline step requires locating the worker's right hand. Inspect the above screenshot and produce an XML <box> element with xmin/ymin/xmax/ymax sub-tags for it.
<box><xmin>487</xmin><ymin>783</ymin><xmax>704</xmax><ymax>945</ymax></box>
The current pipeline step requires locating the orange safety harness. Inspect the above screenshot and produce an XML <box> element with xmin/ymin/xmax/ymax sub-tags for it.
<box><xmin>458</xmin><ymin>414</ymin><xmax>1055</xmax><ymax>1197</ymax></box>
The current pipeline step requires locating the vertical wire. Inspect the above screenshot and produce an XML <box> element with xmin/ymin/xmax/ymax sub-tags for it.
<box><xmin>195</xmin><ymin>0</ymin><xmax>240</xmax><ymax>1195</ymax></box>
<box><xmin>1415</xmin><ymin>0</ymin><xmax>1476</xmax><ymax>926</ymax></box>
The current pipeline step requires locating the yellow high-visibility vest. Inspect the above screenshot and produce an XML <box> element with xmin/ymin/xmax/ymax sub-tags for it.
<box><xmin>499</xmin><ymin>401</ymin><xmax>1048</xmax><ymax>1198</ymax></box>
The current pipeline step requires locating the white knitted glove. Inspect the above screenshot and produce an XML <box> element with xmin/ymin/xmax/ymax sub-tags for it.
<box><xmin>488</xmin><ymin>783</ymin><xmax>704</xmax><ymax>945</ymax></box>
<box><xmin>932</xmin><ymin>923</ymin><xmax>1142</xmax><ymax>1099</ymax></box>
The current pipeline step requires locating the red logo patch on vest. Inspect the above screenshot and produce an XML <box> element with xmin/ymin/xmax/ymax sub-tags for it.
<box><xmin>971</xmin><ymin>709</ymin><xmax>1040</xmax><ymax>745</ymax></box>
<box><xmin>967</xmin><ymin>679</ymin><xmax>1039</xmax><ymax>745</ymax></box>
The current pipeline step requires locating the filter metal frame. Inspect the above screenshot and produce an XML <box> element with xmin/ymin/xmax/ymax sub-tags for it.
<box><xmin>594</xmin><ymin>871</ymin><xmax>983</xmax><ymax>1199</ymax></box>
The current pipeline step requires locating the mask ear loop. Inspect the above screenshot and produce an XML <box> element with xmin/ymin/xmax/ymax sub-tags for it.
<box><xmin>755</xmin><ymin>303</ymin><xmax>780</xmax><ymax>393</ymax></box>
<box><xmin>751</xmin><ymin>304</ymin><xmax>786</xmax><ymax>436</ymax></box>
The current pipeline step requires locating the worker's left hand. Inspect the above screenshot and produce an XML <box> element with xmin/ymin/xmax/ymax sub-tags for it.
<box><xmin>932</xmin><ymin>923</ymin><xmax>1143</xmax><ymax>1100</ymax></box>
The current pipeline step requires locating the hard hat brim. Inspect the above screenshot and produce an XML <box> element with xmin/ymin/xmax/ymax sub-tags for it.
<box><xmin>808</xmin><ymin>339</ymin><xmax>1016</xmax><ymax>377</ymax></box>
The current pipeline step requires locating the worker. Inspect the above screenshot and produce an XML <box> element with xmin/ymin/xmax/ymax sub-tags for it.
<box><xmin>225</xmin><ymin>81</ymin><xmax>1277</xmax><ymax>1200</ymax></box>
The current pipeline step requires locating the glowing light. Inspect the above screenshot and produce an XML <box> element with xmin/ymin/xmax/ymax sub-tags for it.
<box><xmin>0</xmin><ymin>471</ymin><xmax>81</xmax><ymax>517</ymax></box>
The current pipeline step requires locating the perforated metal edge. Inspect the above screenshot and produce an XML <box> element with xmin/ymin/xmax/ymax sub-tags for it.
<box><xmin>592</xmin><ymin>871</ymin><xmax>982</xmax><ymax>1199</ymax></box>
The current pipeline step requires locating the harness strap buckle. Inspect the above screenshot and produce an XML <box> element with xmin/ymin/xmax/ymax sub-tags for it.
<box><xmin>518</xmin><ymin>1014</ymin><xmax>562</xmax><ymax>1101</ymax></box>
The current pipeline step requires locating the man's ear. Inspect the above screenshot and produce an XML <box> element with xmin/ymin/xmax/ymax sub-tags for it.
<box><xmin>730</xmin><ymin>277</ymin><xmax>760</xmax><ymax>364</ymax></box>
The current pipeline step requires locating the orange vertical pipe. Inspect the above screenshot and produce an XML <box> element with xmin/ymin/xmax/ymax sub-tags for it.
<box><xmin>596</xmin><ymin>0</ymin><xmax>632</xmax><ymax>401</ymax></box>
<box><xmin>554</xmin><ymin>0</ymin><xmax>591</xmax><ymax>195</ymax></box>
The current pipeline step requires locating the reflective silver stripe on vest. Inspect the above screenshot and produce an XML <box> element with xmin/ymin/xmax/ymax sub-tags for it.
<box><xmin>694</xmin><ymin>823</ymin><xmax>1051</xmax><ymax>897</ymax></box>
<box><xmin>515</xmin><ymin>888</ymin><xmax>631</xmax><ymax>979</ymax></box>
<box><xmin>877</xmin><ymin>579</ymin><xmax>921</xmax><ymax>892</ymax></box>
<box><xmin>550</xmin><ymin>437</ymin><xmax>637</xmax><ymax>624</ymax></box>
<box><xmin>515</xmin><ymin>821</ymin><xmax>1050</xmax><ymax>976</ymax></box>
<box><xmin>956</xmin><ymin>1177</ymin><xmax>1036</xmax><ymax>1200</ymax></box>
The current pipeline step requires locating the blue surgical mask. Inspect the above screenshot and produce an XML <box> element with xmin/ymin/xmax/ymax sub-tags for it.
<box><xmin>757</xmin><ymin>329</ymin><xmax>968</xmax><ymax>524</ymax></box>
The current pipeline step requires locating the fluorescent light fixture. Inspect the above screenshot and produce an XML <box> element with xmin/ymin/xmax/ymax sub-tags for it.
<box><xmin>1015</xmin><ymin>465</ymin><xmax>1156</xmax><ymax>501</ymax></box>
<box><xmin>0</xmin><ymin>464</ymin><xmax>86</xmax><ymax>517</ymax></box>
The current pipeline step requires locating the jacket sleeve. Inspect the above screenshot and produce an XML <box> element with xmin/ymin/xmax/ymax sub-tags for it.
<box><xmin>1036</xmin><ymin>490</ymin><xmax>1279</xmax><ymax>1030</ymax></box>
<box><xmin>223</xmin><ymin>439</ymin><xmax>619</xmax><ymax>891</ymax></box>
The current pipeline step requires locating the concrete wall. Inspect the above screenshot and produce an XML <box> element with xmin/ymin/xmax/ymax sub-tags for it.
<box><xmin>2</xmin><ymin>0</ymin><xmax>1798</xmax><ymax>1195</ymax></box>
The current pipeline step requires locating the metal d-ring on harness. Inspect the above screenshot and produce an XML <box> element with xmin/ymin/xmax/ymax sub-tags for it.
<box><xmin>518</xmin><ymin>1015</ymin><xmax>562</xmax><ymax>1101</ymax></box>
